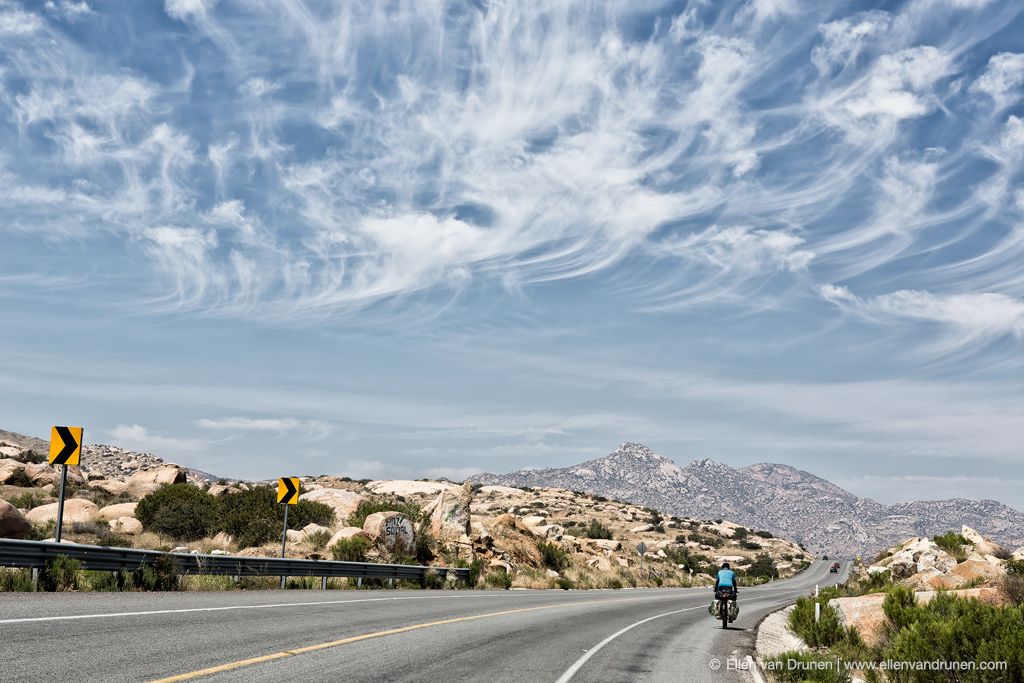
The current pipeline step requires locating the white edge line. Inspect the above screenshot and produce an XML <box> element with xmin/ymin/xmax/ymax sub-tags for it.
<box><xmin>554</xmin><ymin>606</ymin><xmax>701</xmax><ymax>683</ymax></box>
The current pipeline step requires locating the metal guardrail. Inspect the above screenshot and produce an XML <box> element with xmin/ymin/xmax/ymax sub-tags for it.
<box><xmin>0</xmin><ymin>538</ymin><xmax>470</xmax><ymax>582</ymax></box>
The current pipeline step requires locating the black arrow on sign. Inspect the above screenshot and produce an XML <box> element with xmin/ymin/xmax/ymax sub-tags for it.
<box><xmin>280</xmin><ymin>477</ymin><xmax>298</xmax><ymax>504</ymax></box>
<box><xmin>52</xmin><ymin>426</ymin><xmax>79</xmax><ymax>465</ymax></box>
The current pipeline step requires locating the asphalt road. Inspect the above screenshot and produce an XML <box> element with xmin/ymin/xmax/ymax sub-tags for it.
<box><xmin>0</xmin><ymin>560</ymin><xmax>847</xmax><ymax>682</ymax></box>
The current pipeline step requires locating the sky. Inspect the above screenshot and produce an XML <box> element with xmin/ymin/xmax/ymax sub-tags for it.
<box><xmin>1</xmin><ymin>0</ymin><xmax>1022</xmax><ymax>509</ymax></box>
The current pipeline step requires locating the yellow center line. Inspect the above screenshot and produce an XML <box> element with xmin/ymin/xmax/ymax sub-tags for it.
<box><xmin>148</xmin><ymin>595</ymin><xmax>666</xmax><ymax>682</ymax></box>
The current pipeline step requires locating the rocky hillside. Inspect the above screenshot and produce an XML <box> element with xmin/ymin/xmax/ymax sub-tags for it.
<box><xmin>470</xmin><ymin>443</ymin><xmax>1024</xmax><ymax>557</ymax></box>
<box><xmin>0</xmin><ymin>431</ymin><xmax>810</xmax><ymax>591</ymax></box>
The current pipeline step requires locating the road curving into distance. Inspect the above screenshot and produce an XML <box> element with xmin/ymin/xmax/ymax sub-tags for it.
<box><xmin>0</xmin><ymin>560</ymin><xmax>847</xmax><ymax>682</ymax></box>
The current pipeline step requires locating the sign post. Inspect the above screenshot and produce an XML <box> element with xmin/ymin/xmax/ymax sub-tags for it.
<box><xmin>636</xmin><ymin>541</ymin><xmax>647</xmax><ymax>581</ymax></box>
<box><xmin>277</xmin><ymin>477</ymin><xmax>300</xmax><ymax>589</ymax></box>
<box><xmin>48</xmin><ymin>426</ymin><xmax>83</xmax><ymax>543</ymax></box>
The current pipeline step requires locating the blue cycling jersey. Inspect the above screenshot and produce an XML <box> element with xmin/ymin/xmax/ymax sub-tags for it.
<box><xmin>715</xmin><ymin>568</ymin><xmax>736</xmax><ymax>588</ymax></box>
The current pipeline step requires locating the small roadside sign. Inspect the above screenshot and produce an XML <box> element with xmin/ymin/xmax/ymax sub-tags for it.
<box><xmin>49</xmin><ymin>426</ymin><xmax>83</xmax><ymax>466</ymax></box>
<box><xmin>636</xmin><ymin>541</ymin><xmax>647</xmax><ymax>556</ymax></box>
<box><xmin>277</xmin><ymin>477</ymin><xmax>300</xmax><ymax>505</ymax></box>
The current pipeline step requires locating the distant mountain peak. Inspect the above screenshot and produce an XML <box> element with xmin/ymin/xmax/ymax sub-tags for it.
<box><xmin>469</xmin><ymin>444</ymin><xmax>1024</xmax><ymax>556</ymax></box>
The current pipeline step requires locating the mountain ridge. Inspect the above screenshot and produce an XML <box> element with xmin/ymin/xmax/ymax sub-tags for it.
<box><xmin>469</xmin><ymin>442</ymin><xmax>1024</xmax><ymax>556</ymax></box>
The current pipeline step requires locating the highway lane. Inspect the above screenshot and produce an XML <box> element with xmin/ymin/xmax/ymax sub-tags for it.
<box><xmin>0</xmin><ymin>561</ymin><xmax>846</xmax><ymax>682</ymax></box>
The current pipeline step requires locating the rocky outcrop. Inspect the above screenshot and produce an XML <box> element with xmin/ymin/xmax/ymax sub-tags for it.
<box><xmin>367</xmin><ymin>480</ymin><xmax>458</xmax><ymax>497</ymax></box>
<box><xmin>26</xmin><ymin>499</ymin><xmax>98</xmax><ymax>525</ymax></box>
<box><xmin>298</xmin><ymin>488</ymin><xmax>364</xmax><ymax>524</ymax></box>
<box><xmin>96</xmin><ymin>502</ymin><xmax>138</xmax><ymax>521</ymax></box>
<box><xmin>871</xmin><ymin>528</ymin><xmax>1009</xmax><ymax>590</ymax></box>
<box><xmin>0</xmin><ymin>499</ymin><xmax>31</xmax><ymax>539</ymax></box>
<box><xmin>109</xmin><ymin>517</ymin><xmax>143</xmax><ymax>535</ymax></box>
<box><xmin>422</xmin><ymin>484</ymin><xmax>472</xmax><ymax>542</ymax></box>
<box><xmin>363</xmin><ymin>512</ymin><xmax>416</xmax><ymax>556</ymax></box>
<box><xmin>325</xmin><ymin>527</ymin><xmax>370</xmax><ymax>550</ymax></box>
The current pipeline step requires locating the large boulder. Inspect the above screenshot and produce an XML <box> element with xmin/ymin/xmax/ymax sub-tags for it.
<box><xmin>0</xmin><ymin>499</ymin><xmax>32</xmax><ymax>539</ymax></box>
<box><xmin>88</xmin><ymin>479</ymin><xmax>130</xmax><ymax>497</ymax></box>
<box><xmin>961</xmin><ymin>526</ymin><xmax>1003</xmax><ymax>557</ymax></box>
<box><xmin>830</xmin><ymin>594</ymin><xmax>890</xmax><ymax>646</ymax></box>
<box><xmin>96</xmin><ymin>502</ymin><xmax>138</xmax><ymax>521</ymax></box>
<box><xmin>945</xmin><ymin>559</ymin><xmax>1004</xmax><ymax>587</ymax></box>
<box><xmin>422</xmin><ymin>484</ymin><xmax>472</xmax><ymax>542</ymax></box>
<box><xmin>26</xmin><ymin>499</ymin><xmax>98</xmax><ymax>525</ymax></box>
<box><xmin>108</xmin><ymin>517</ymin><xmax>143</xmax><ymax>535</ymax></box>
<box><xmin>301</xmin><ymin>523</ymin><xmax>332</xmax><ymax>539</ymax></box>
<box><xmin>362</xmin><ymin>512</ymin><xmax>416</xmax><ymax>556</ymax></box>
<box><xmin>23</xmin><ymin>463</ymin><xmax>85</xmax><ymax>487</ymax></box>
<box><xmin>125</xmin><ymin>466</ymin><xmax>187</xmax><ymax>498</ymax></box>
<box><xmin>1011</xmin><ymin>547</ymin><xmax>1024</xmax><ymax>562</ymax></box>
<box><xmin>366</xmin><ymin>480</ymin><xmax>457</xmax><ymax>497</ymax></box>
<box><xmin>326</xmin><ymin>526</ymin><xmax>371</xmax><ymax>549</ymax></box>
<box><xmin>592</xmin><ymin>539</ymin><xmax>622</xmax><ymax>552</ymax></box>
<box><xmin>0</xmin><ymin>459</ymin><xmax>25</xmax><ymax>484</ymax></box>
<box><xmin>298</xmin><ymin>488</ymin><xmax>364</xmax><ymax>524</ymax></box>
<box><xmin>0</xmin><ymin>442</ymin><xmax>25</xmax><ymax>460</ymax></box>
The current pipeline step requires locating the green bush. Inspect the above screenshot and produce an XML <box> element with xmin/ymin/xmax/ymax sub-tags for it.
<box><xmin>743</xmin><ymin>554</ymin><xmax>775</xmax><ymax>580</ymax></box>
<box><xmin>484</xmin><ymin>570</ymin><xmax>512</xmax><ymax>589</ymax></box>
<box><xmin>95</xmin><ymin>531</ymin><xmax>133</xmax><ymax>548</ymax></box>
<box><xmin>218</xmin><ymin>486</ymin><xmax>335</xmax><ymax>548</ymax></box>
<box><xmin>7</xmin><ymin>491</ymin><xmax>45</xmax><ymax>510</ymax></box>
<box><xmin>932</xmin><ymin>531</ymin><xmax>969</xmax><ymax>561</ymax></box>
<box><xmin>555</xmin><ymin>577</ymin><xmax>575</xmax><ymax>590</ymax></box>
<box><xmin>6</xmin><ymin>469</ymin><xmax>34</xmax><ymax>488</ymax></box>
<box><xmin>755</xmin><ymin>530</ymin><xmax>774</xmax><ymax>539</ymax></box>
<box><xmin>881</xmin><ymin>585</ymin><xmax>919</xmax><ymax>632</ymax></box>
<box><xmin>732</xmin><ymin>526</ymin><xmax>748</xmax><ymax>540</ymax></box>
<box><xmin>133</xmin><ymin>554</ymin><xmax>179</xmax><ymax>591</ymax></box>
<box><xmin>1004</xmin><ymin>559</ymin><xmax>1024</xmax><ymax>576</ymax></box>
<box><xmin>468</xmin><ymin>558</ymin><xmax>484</xmax><ymax>587</ymax></box>
<box><xmin>331</xmin><ymin>536</ymin><xmax>371</xmax><ymax>562</ymax></box>
<box><xmin>347</xmin><ymin>497</ymin><xmax>424</xmax><ymax>528</ymax></box>
<box><xmin>583</xmin><ymin>519</ymin><xmax>613</xmax><ymax>540</ymax></box>
<box><xmin>740</xmin><ymin>540</ymin><xmax>762</xmax><ymax>550</ymax></box>
<box><xmin>1000</xmin><ymin>574</ymin><xmax>1024</xmax><ymax>606</ymax></box>
<box><xmin>538</xmin><ymin>541</ymin><xmax>569</xmax><ymax>571</ymax></box>
<box><xmin>420</xmin><ymin>568</ymin><xmax>443</xmax><ymax>589</ymax></box>
<box><xmin>136</xmin><ymin>484</ymin><xmax>220</xmax><ymax>541</ymax></box>
<box><xmin>788</xmin><ymin>593</ymin><xmax>847</xmax><ymax>647</ymax></box>
<box><xmin>307</xmin><ymin>530</ymin><xmax>331</xmax><ymax>551</ymax></box>
<box><xmin>40</xmin><ymin>555</ymin><xmax>81</xmax><ymax>591</ymax></box>
<box><xmin>0</xmin><ymin>568</ymin><xmax>35</xmax><ymax>592</ymax></box>
<box><xmin>416</xmin><ymin>527</ymin><xmax>436</xmax><ymax>564</ymax></box>
<box><xmin>764</xmin><ymin>651</ymin><xmax>851</xmax><ymax>683</ymax></box>
<box><xmin>881</xmin><ymin>591</ymin><xmax>1024</xmax><ymax>682</ymax></box>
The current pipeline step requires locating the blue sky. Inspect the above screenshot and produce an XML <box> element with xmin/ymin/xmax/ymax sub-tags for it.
<box><xmin>1</xmin><ymin>0</ymin><xmax>1023</xmax><ymax>508</ymax></box>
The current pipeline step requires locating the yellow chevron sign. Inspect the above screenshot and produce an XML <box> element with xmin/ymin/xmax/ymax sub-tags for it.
<box><xmin>277</xmin><ymin>477</ymin><xmax>300</xmax><ymax>504</ymax></box>
<box><xmin>49</xmin><ymin>426</ymin><xmax>83</xmax><ymax>466</ymax></box>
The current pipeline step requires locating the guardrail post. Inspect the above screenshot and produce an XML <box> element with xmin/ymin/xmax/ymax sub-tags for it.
<box><xmin>321</xmin><ymin>576</ymin><xmax>327</xmax><ymax>590</ymax></box>
<box><xmin>357</xmin><ymin>577</ymin><xmax>362</xmax><ymax>589</ymax></box>
<box><xmin>388</xmin><ymin>578</ymin><xmax>394</xmax><ymax>589</ymax></box>
<box><xmin>31</xmin><ymin>567</ymin><xmax>39</xmax><ymax>592</ymax></box>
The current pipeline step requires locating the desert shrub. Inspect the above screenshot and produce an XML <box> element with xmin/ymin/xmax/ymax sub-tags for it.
<box><xmin>564</xmin><ymin>527</ymin><xmax>584</xmax><ymax>537</ymax></box>
<box><xmin>347</xmin><ymin>497</ymin><xmax>424</xmax><ymax>528</ymax></box>
<box><xmin>688</xmin><ymin>532</ymin><xmax>723</xmax><ymax>548</ymax></box>
<box><xmin>932</xmin><ymin>531</ymin><xmax>969</xmax><ymax>561</ymax></box>
<box><xmin>764</xmin><ymin>651</ymin><xmax>851</xmax><ymax>683</ymax></box>
<box><xmin>136</xmin><ymin>484</ymin><xmax>219</xmax><ymax>541</ymax></box>
<box><xmin>1000</xmin><ymin>574</ymin><xmax>1024</xmax><ymax>606</ymax></box>
<box><xmin>307</xmin><ymin>530</ymin><xmax>331</xmax><ymax>551</ymax></box>
<box><xmin>420</xmin><ymin>569</ymin><xmax>443</xmax><ymax>589</ymax></box>
<box><xmin>416</xmin><ymin>527</ymin><xmax>436</xmax><ymax>564</ymax></box>
<box><xmin>88</xmin><ymin>570</ymin><xmax>134</xmax><ymax>592</ymax></box>
<box><xmin>743</xmin><ymin>554</ymin><xmax>775</xmax><ymax>580</ymax></box>
<box><xmin>583</xmin><ymin>519</ymin><xmax>613</xmax><ymax>540</ymax></box>
<box><xmin>40</xmin><ymin>555</ymin><xmax>81</xmax><ymax>591</ymax></box>
<box><xmin>217</xmin><ymin>487</ymin><xmax>335</xmax><ymax>547</ymax></box>
<box><xmin>6</xmin><ymin>469</ymin><xmax>34</xmax><ymax>488</ymax></box>
<box><xmin>992</xmin><ymin>547</ymin><xmax>1012</xmax><ymax>560</ymax></box>
<box><xmin>555</xmin><ymin>577</ymin><xmax>574</xmax><ymax>590</ymax></box>
<box><xmin>331</xmin><ymin>536</ymin><xmax>371</xmax><ymax>562</ymax></box>
<box><xmin>881</xmin><ymin>585</ymin><xmax>919</xmax><ymax>632</ymax></box>
<box><xmin>469</xmin><ymin>558</ymin><xmax>484</xmax><ymax>586</ymax></box>
<box><xmin>133</xmin><ymin>554</ymin><xmax>178</xmax><ymax>591</ymax></box>
<box><xmin>0</xmin><ymin>568</ymin><xmax>34</xmax><ymax>592</ymax></box>
<box><xmin>740</xmin><ymin>540</ymin><xmax>762</xmax><ymax>550</ymax></box>
<box><xmin>538</xmin><ymin>541</ymin><xmax>569</xmax><ymax>571</ymax></box>
<box><xmin>789</xmin><ymin>593</ymin><xmax>847</xmax><ymax>647</ymax></box>
<box><xmin>485</xmin><ymin>570</ymin><xmax>512</xmax><ymax>589</ymax></box>
<box><xmin>755</xmin><ymin>530</ymin><xmax>774</xmax><ymax>539</ymax></box>
<box><xmin>69</xmin><ymin>521</ymin><xmax>107</xmax><ymax>535</ymax></box>
<box><xmin>1004</xmin><ymin>559</ymin><xmax>1024</xmax><ymax>576</ymax></box>
<box><xmin>95</xmin><ymin>531</ymin><xmax>132</xmax><ymax>548</ymax></box>
<box><xmin>7</xmin><ymin>491</ymin><xmax>45</xmax><ymax>510</ymax></box>
<box><xmin>732</xmin><ymin>526</ymin><xmax>748</xmax><ymax>540</ymax></box>
<box><xmin>881</xmin><ymin>591</ymin><xmax>1024</xmax><ymax>681</ymax></box>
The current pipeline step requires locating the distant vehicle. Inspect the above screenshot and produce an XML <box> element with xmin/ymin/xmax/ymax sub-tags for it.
<box><xmin>830</xmin><ymin>562</ymin><xmax>840</xmax><ymax>573</ymax></box>
<box><xmin>822</xmin><ymin>554</ymin><xmax>829</xmax><ymax>560</ymax></box>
